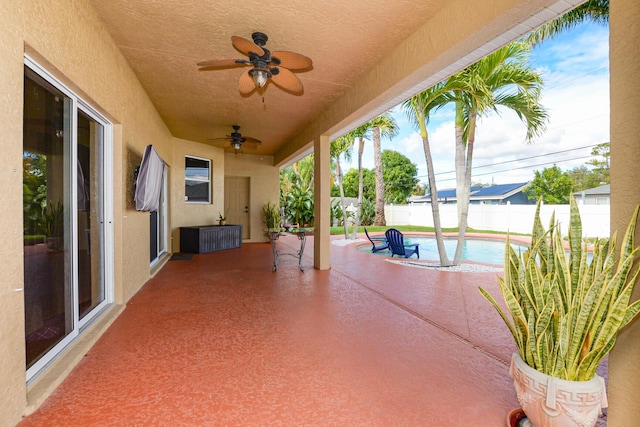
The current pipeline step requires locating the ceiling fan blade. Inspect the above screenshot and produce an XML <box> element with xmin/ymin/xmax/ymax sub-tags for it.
<box><xmin>241</xmin><ymin>142</ymin><xmax>256</xmax><ymax>149</ymax></box>
<box><xmin>197</xmin><ymin>58</ymin><xmax>246</xmax><ymax>69</ymax></box>
<box><xmin>243</xmin><ymin>137</ymin><xmax>262</xmax><ymax>145</ymax></box>
<box><xmin>223</xmin><ymin>140</ymin><xmax>232</xmax><ymax>147</ymax></box>
<box><xmin>238</xmin><ymin>70</ymin><xmax>256</xmax><ymax>94</ymax></box>
<box><xmin>271</xmin><ymin>51</ymin><xmax>313</xmax><ymax>70</ymax></box>
<box><xmin>271</xmin><ymin>68</ymin><xmax>303</xmax><ymax>94</ymax></box>
<box><xmin>231</xmin><ymin>36</ymin><xmax>265</xmax><ymax>56</ymax></box>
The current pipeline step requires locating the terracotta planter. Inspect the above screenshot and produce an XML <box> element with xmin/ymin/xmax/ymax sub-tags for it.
<box><xmin>510</xmin><ymin>353</ymin><xmax>607</xmax><ymax>427</ymax></box>
<box><xmin>507</xmin><ymin>408</ymin><xmax>531</xmax><ymax>427</ymax></box>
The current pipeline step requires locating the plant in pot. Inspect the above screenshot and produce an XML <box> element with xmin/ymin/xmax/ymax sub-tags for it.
<box><xmin>40</xmin><ymin>200</ymin><xmax>64</xmax><ymax>251</ymax></box>
<box><xmin>262</xmin><ymin>201</ymin><xmax>281</xmax><ymax>233</ymax></box>
<box><xmin>218</xmin><ymin>208</ymin><xmax>229</xmax><ymax>225</ymax></box>
<box><xmin>479</xmin><ymin>196</ymin><xmax>640</xmax><ymax>427</ymax></box>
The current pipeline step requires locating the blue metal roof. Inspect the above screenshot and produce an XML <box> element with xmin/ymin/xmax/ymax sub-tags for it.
<box><xmin>472</xmin><ymin>182</ymin><xmax>529</xmax><ymax>197</ymax></box>
<box><xmin>426</xmin><ymin>182</ymin><xmax>529</xmax><ymax>199</ymax></box>
<box><xmin>435</xmin><ymin>188</ymin><xmax>457</xmax><ymax>198</ymax></box>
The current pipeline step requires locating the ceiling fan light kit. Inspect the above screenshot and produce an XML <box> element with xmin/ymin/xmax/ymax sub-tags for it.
<box><xmin>249</xmin><ymin>68</ymin><xmax>269</xmax><ymax>88</ymax></box>
<box><xmin>198</xmin><ymin>32</ymin><xmax>312</xmax><ymax>95</ymax></box>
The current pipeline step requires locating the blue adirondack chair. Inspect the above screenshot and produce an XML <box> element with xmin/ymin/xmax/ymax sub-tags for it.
<box><xmin>385</xmin><ymin>228</ymin><xmax>419</xmax><ymax>259</ymax></box>
<box><xmin>364</xmin><ymin>227</ymin><xmax>388</xmax><ymax>253</ymax></box>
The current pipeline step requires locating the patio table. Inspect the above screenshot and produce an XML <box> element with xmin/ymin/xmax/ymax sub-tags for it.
<box><xmin>267</xmin><ymin>228</ymin><xmax>312</xmax><ymax>272</ymax></box>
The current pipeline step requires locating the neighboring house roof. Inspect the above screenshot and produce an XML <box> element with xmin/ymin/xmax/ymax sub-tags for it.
<box><xmin>407</xmin><ymin>195</ymin><xmax>426</xmax><ymax>203</ymax></box>
<box><xmin>573</xmin><ymin>184</ymin><xmax>610</xmax><ymax>196</ymax></box>
<box><xmin>414</xmin><ymin>182</ymin><xmax>531</xmax><ymax>203</ymax></box>
<box><xmin>471</xmin><ymin>182</ymin><xmax>530</xmax><ymax>201</ymax></box>
<box><xmin>434</xmin><ymin>188</ymin><xmax>462</xmax><ymax>199</ymax></box>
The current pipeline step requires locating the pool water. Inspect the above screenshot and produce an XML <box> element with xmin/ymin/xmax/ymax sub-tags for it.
<box><xmin>360</xmin><ymin>236</ymin><xmax>524</xmax><ymax>265</ymax></box>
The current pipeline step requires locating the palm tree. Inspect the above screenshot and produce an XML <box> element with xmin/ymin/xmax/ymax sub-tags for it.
<box><xmin>330</xmin><ymin>134</ymin><xmax>355</xmax><ymax>237</ymax></box>
<box><xmin>369</xmin><ymin>113</ymin><xmax>398</xmax><ymax>225</ymax></box>
<box><xmin>351</xmin><ymin>123</ymin><xmax>372</xmax><ymax>239</ymax></box>
<box><xmin>447</xmin><ymin>41</ymin><xmax>548</xmax><ymax>265</ymax></box>
<box><xmin>525</xmin><ymin>0</ymin><xmax>608</xmax><ymax>46</ymax></box>
<box><xmin>402</xmin><ymin>83</ymin><xmax>453</xmax><ymax>266</ymax></box>
<box><xmin>293</xmin><ymin>154</ymin><xmax>315</xmax><ymax>188</ymax></box>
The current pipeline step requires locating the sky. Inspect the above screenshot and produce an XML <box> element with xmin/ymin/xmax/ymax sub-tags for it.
<box><xmin>343</xmin><ymin>21</ymin><xmax>610</xmax><ymax>190</ymax></box>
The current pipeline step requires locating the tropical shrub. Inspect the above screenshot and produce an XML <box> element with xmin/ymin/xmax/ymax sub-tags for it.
<box><xmin>284</xmin><ymin>183</ymin><xmax>314</xmax><ymax>227</ymax></box>
<box><xmin>359</xmin><ymin>198</ymin><xmax>375</xmax><ymax>226</ymax></box>
<box><xmin>23</xmin><ymin>153</ymin><xmax>47</xmax><ymax>235</ymax></box>
<box><xmin>330</xmin><ymin>199</ymin><xmax>343</xmax><ymax>226</ymax></box>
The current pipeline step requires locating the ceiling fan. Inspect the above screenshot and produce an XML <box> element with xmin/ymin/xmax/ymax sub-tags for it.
<box><xmin>197</xmin><ymin>32</ymin><xmax>312</xmax><ymax>95</ymax></box>
<box><xmin>208</xmin><ymin>125</ymin><xmax>262</xmax><ymax>153</ymax></box>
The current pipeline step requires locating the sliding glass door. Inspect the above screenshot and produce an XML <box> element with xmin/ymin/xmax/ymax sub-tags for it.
<box><xmin>23</xmin><ymin>58</ymin><xmax>113</xmax><ymax>381</ymax></box>
<box><xmin>77</xmin><ymin>110</ymin><xmax>107</xmax><ymax>320</ymax></box>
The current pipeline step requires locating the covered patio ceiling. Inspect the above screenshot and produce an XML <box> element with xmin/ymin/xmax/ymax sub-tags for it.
<box><xmin>88</xmin><ymin>0</ymin><xmax>585</xmax><ymax>164</ymax></box>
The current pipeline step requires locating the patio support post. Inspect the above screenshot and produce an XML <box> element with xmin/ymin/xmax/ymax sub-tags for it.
<box><xmin>608</xmin><ymin>0</ymin><xmax>640</xmax><ymax>424</ymax></box>
<box><xmin>313</xmin><ymin>134</ymin><xmax>331</xmax><ymax>270</ymax></box>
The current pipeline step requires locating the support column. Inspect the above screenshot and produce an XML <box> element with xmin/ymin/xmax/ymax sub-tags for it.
<box><xmin>608</xmin><ymin>0</ymin><xmax>640</xmax><ymax>424</ymax></box>
<box><xmin>313</xmin><ymin>134</ymin><xmax>331</xmax><ymax>270</ymax></box>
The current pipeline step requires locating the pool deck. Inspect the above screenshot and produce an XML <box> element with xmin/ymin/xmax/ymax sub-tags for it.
<box><xmin>18</xmin><ymin>232</ymin><xmax>607</xmax><ymax>426</ymax></box>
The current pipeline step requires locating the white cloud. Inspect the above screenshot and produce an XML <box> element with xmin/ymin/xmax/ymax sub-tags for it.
<box><xmin>342</xmin><ymin>22</ymin><xmax>609</xmax><ymax>190</ymax></box>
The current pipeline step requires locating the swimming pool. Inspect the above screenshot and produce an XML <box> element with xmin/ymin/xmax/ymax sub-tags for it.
<box><xmin>359</xmin><ymin>235</ymin><xmax>525</xmax><ymax>265</ymax></box>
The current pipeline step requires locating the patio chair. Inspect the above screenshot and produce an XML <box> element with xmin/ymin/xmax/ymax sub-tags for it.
<box><xmin>385</xmin><ymin>228</ymin><xmax>420</xmax><ymax>259</ymax></box>
<box><xmin>364</xmin><ymin>227</ymin><xmax>388</xmax><ymax>253</ymax></box>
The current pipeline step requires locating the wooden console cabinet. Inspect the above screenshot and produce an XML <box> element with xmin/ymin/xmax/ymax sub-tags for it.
<box><xmin>179</xmin><ymin>225</ymin><xmax>242</xmax><ymax>253</ymax></box>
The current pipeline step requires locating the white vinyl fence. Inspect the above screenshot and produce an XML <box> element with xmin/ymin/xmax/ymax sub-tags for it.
<box><xmin>385</xmin><ymin>203</ymin><xmax>610</xmax><ymax>238</ymax></box>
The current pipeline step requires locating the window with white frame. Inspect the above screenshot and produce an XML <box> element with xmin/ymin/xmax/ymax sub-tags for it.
<box><xmin>185</xmin><ymin>156</ymin><xmax>210</xmax><ymax>203</ymax></box>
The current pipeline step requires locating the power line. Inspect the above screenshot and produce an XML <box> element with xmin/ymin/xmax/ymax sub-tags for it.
<box><xmin>352</xmin><ymin>144</ymin><xmax>603</xmax><ymax>187</ymax></box>
<box><xmin>433</xmin><ymin>143</ymin><xmax>600</xmax><ymax>176</ymax></box>
<box><xmin>435</xmin><ymin>154</ymin><xmax>594</xmax><ymax>184</ymax></box>
<box><xmin>543</xmin><ymin>65</ymin><xmax>608</xmax><ymax>91</ymax></box>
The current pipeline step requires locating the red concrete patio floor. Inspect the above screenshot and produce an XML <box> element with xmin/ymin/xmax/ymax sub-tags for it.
<box><xmin>19</xmin><ymin>233</ymin><xmax>607</xmax><ymax>426</ymax></box>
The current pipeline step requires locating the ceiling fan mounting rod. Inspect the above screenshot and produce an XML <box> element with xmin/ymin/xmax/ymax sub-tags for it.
<box><xmin>251</xmin><ymin>32</ymin><xmax>268</xmax><ymax>47</ymax></box>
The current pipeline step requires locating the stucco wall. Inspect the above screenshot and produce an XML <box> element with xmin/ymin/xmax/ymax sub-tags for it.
<box><xmin>171</xmin><ymin>138</ymin><xmax>226</xmax><ymax>252</ymax></box>
<box><xmin>0</xmin><ymin>1</ymin><xmax>29</xmax><ymax>423</ymax></box>
<box><xmin>0</xmin><ymin>0</ymin><xmax>213</xmax><ymax>423</ymax></box>
<box><xmin>224</xmin><ymin>153</ymin><xmax>280</xmax><ymax>242</ymax></box>
<box><xmin>608</xmin><ymin>0</ymin><xmax>640</xmax><ymax>423</ymax></box>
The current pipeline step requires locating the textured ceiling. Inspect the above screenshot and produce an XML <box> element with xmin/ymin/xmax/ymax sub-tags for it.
<box><xmin>87</xmin><ymin>0</ymin><xmax>450</xmax><ymax>156</ymax></box>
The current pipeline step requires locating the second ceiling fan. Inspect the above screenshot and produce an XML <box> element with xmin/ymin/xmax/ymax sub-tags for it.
<box><xmin>208</xmin><ymin>125</ymin><xmax>261</xmax><ymax>154</ymax></box>
<box><xmin>198</xmin><ymin>32</ymin><xmax>312</xmax><ymax>95</ymax></box>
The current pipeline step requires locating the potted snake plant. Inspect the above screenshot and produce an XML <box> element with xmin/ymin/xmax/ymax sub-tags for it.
<box><xmin>479</xmin><ymin>196</ymin><xmax>640</xmax><ymax>427</ymax></box>
<box><xmin>262</xmin><ymin>201</ymin><xmax>281</xmax><ymax>232</ymax></box>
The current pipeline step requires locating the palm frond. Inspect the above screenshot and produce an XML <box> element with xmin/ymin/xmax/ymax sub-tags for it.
<box><xmin>525</xmin><ymin>0</ymin><xmax>609</xmax><ymax>47</ymax></box>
